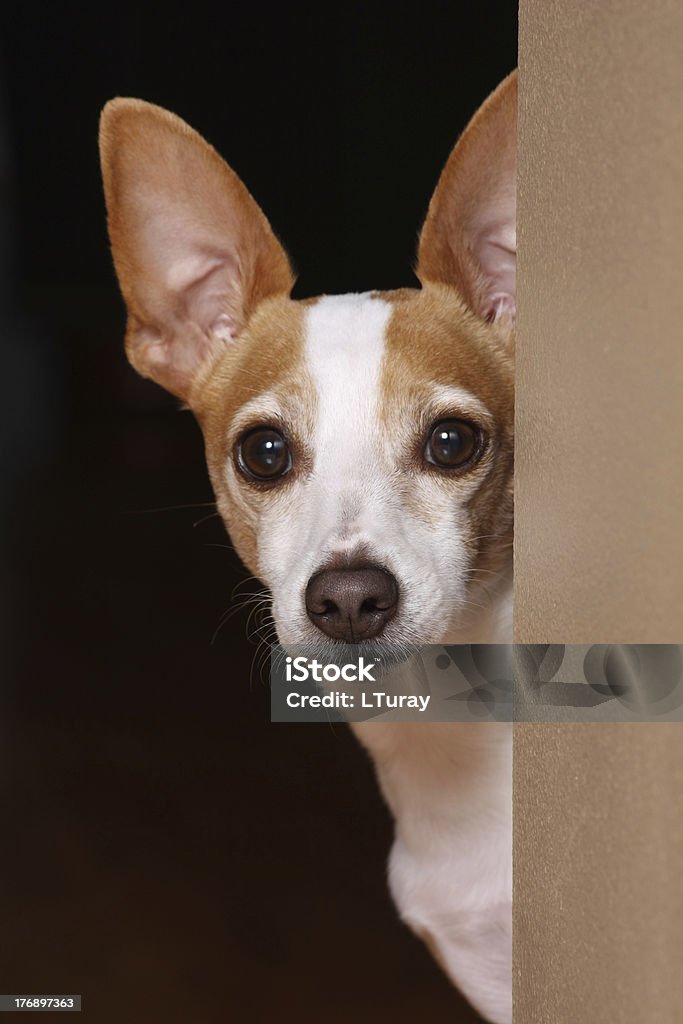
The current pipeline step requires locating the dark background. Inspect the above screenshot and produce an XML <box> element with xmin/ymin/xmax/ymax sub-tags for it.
<box><xmin>0</xmin><ymin>3</ymin><xmax>515</xmax><ymax>1021</ymax></box>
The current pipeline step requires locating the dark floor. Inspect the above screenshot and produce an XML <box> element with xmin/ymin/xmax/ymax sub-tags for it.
<box><xmin>0</xmin><ymin>328</ymin><xmax>483</xmax><ymax>1022</ymax></box>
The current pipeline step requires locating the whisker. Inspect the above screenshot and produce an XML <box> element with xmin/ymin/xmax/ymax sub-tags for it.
<box><xmin>193</xmin><ymin>511</ymin><xmax>222</xmax><ymax>528</ymax></box>
<box><xmin>124</xmin><ymin>501</ymin><xmax>217</xmax><ymax>515</ymax></box>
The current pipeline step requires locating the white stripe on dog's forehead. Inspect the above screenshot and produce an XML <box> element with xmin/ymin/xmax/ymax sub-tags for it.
<box><xmin>305</xmin><ymin>294</ymin><xmax>391</xmax><ymax>446</ymax></box>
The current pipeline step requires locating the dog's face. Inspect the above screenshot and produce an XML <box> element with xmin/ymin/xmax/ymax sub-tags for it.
<box><xmin>198</xmin><ymin>287</ymin><xmax>513</xmax><ymax>647</ymax></box>
<box><xmin>100</xmin><ymin>73</ymin><xmax>516</xmax><ymax>648</ymax></box>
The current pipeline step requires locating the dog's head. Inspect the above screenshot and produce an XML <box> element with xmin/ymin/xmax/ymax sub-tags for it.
<box><xmin>99</xmin><ymin>73</ymin><xmax>515</xmax><ymax>648</ymax></box>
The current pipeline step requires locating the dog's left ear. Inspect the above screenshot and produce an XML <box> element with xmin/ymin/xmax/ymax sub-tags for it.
<box><xmin>417</xmin><ymin>70</ymin><xmax>517</xmax><ymax>328</ymax></box>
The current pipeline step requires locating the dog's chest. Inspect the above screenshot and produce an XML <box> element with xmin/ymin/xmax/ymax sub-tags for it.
<box><xmin>353</xmin><ymin>719</ymin><xmax>512</xmax><ymax>1023</ymax></box>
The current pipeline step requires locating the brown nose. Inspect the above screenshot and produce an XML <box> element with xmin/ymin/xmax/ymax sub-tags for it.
<box><xmin>305</xmin><ymin>567</ymin><xmax>399</xmax><ymax>641</ymax></box>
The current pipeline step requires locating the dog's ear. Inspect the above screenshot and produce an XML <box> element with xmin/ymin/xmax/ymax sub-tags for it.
<box><xmin>417</xmin><ymin>70</ymin><xmax>517</xmax><ymax>328</ymax></box>
<box><xmin>99</xmin><ymin>99</ymin><xmax>294</xmax><ymax>400</ymax></box>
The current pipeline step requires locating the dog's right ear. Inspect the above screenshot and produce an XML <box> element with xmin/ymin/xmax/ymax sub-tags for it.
<box><xmin>99</xmin><ymin>99</ymin><xmax>294</xmax><ymax>400</ymax></box>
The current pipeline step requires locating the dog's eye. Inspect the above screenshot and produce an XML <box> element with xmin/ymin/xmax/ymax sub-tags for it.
<box><xmin>237</xmin><ymin>427</ymin><xmax>292</xmax><ymax>482</ymax></box>
<box><xmin>425</xmin><ymin>419</ymin><xmax>481</xmax><ymax>470</ymax></box>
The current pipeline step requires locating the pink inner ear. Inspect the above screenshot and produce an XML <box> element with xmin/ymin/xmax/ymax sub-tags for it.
<box><xmin>476</xmin><ymin>222</ymin><xmax>516</xmax><ymax>324</ymax></box>
<box><xmin>165</xmin><ymin>248</ymin><xmax>243</xmax><ymax>342</ymax></box>
<box><xmin>484</xmin><ymin>293</ymin><xmax>515</xmax><ymax>323</ymax></box>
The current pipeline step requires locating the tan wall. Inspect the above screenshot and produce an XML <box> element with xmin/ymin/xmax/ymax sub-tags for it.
<box><xmin>515</xmin><ymin>0</ymin><xmax>683</xmax><ymax>644</ymax></box>
<box><xmin>515</xmin><ymin>1</ymin><xmax>683</xmax><ymax>1020</ymax></box>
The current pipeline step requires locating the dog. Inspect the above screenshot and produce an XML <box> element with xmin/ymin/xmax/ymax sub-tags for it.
<box><xmin>99</xmin><ymin>70</ymin><xmax>515</xmax><ymax>1023</ymax></box>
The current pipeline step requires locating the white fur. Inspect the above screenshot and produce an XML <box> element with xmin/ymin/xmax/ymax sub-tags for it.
<box><xmin>353</xmin><ymin>700</ymin><xmax>512</xmax><ymax>1023</ymax></box>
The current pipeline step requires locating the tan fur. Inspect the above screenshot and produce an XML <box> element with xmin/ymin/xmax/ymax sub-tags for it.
<box><xmin>194</xmin><ymin>295</ymin><xmax>313</xmax><ymax>574</ymax></box>
<box><xmin>380</xmin><ymin>285</ymin><xmax>514</xmax><ymax>583</ymax></box>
